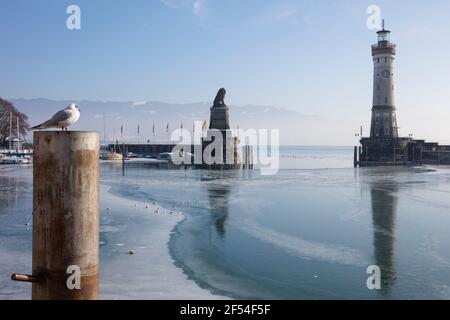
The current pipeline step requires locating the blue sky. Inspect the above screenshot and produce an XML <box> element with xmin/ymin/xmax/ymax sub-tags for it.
<box><xmin>1</xmin><ymin>0</ymin><xmax>450</xmax><ymax>142</ymax></box>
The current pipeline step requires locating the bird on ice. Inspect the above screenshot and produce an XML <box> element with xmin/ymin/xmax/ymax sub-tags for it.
<box><xmin>31</xmin><ymin>103</ymin><xmax>80</xmax><ymax>131</ymax></box>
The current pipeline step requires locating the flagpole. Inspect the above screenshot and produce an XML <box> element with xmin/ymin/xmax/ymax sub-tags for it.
<box><xmin>17</xmin><ymin>117</ymin><xmax>20</xmax><ymax>152</ymax></box>
<box><xmin>180</xmin><ymin>123</ymin><xmax>182</xmax><ymax>142</ymax></box>
<box><xmin>202</xmin><ymin>120</ymin><xmax>207</xmax><ymax>138</ymax></box>
<box><xmin>9</xmin><ymin>112</ymin><xmax>12</xmax><ymax>151</ymax></box>
<box><xmin>152</xmin><ymin>123</ymin><xmax>155</xmax><ymax>143</ymax></box>
<box><xmin>166</xmin><ymin>123</ymin><xmax>169</xmax><ymax>143</ymax></box>
<box><xmin>103</xmin><ymin>113</ymin><xmax>106</xmax><ymax>144</ymax></box>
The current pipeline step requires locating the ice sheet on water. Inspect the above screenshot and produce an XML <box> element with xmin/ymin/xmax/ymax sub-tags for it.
<box><xmin>236</xmin><ymin>220</ymin><xmax>369</xmax><ymax>267</ymax></box>
<box><xmin>3</xmin><ymin>158</ymin><xmax>450</xmax><ymax>299</ymax></box>
<box><xmin>0</xmin><ymin>166</ymin><xmax>223</xmax><ymax>300</ymax></box>
<box><xmin>98</xmin><ymin>184</ymin><xmax>225</xmax><ymax>299</ymax></box>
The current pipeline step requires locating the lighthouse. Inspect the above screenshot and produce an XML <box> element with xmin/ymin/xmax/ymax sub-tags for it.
<box><xmin>358</xmin><ymin>21</ymin><xmax>410</xmax><ymax>166</ymax></box>
<box><xmin>357</xmin><ymin>21</ymin><xmax>450</xmax><ymax>167</ymax></box>
<box><xmin>370</xmin><ymin>21</ymin><xmax>398</xmax><ymax>139</ymax></box>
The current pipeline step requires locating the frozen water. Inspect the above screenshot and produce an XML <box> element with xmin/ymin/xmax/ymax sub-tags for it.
<box><xmin>2</xmin><ymin>147</ymin><xmax>450</xmax><ymax>299</ymax></box>
<box><xmin>0</xmin><ymin>166</ymin><xmax>222</xmax><ymax>300</ymax></box>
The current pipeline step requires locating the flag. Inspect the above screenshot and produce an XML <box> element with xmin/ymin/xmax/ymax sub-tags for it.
<box><xmin>138</xmin><ymin>125</ymin><xmax>140</xmax><ymax>134</ymax></box>
<box><xmin>166</xmin><ymin>123</ymin><xmax>169</xmax><ymax>132</ymax></box>
<box><xmin>121</xmin><ymin>125</ymin><xmax>123</xmax><ymax>135</ymax></box>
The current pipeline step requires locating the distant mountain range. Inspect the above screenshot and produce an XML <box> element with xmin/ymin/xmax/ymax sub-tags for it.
<box><xmin>10</xmin><ymin>98</ymin><xmax>357</xmax><ymax>145</ymax></box>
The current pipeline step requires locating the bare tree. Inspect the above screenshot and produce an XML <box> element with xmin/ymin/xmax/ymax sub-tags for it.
<box><xmin>0</xmin><ymin>98</ymin><xmax>30</xmax><ymax>148</ymax></box>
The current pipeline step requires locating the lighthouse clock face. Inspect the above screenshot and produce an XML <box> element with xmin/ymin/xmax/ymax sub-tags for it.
<box><xmin>382</xmin><ymin>69</ymin><xmax>390</xmax><ymax>78</ymax></box>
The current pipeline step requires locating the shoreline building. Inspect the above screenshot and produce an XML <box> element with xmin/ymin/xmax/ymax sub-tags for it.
<box><xmin>109</xmin><ymin>88</ymin><xmax>251</xmax><ymax>170</ymax></box>
<box><xmin>356</xmin><ymin>22</ymin><xmax>450</xmax><ymax>167</ymax></box>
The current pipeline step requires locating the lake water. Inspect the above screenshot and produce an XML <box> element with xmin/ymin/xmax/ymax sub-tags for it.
<box><xmin>2</xmin><ymin>146</ymin><xmax>450</xmax><ymax>299</ymax></box>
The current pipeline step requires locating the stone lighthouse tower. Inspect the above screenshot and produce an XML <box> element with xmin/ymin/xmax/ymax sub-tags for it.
<box><xmin>357</xmin><ymin>21</ymin><xmax>449</xmax><ymax>167</ymax></box>
<box><xmin>370</xmin><ymin>21</ymin><xmax>399</xmax><ymax>139</ymax></box>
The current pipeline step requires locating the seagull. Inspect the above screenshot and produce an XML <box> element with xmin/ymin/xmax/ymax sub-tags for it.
<box><xmin>31</xmin><ymin>103</ymin><xmax>80</xmax><ymax>131</ymax></box>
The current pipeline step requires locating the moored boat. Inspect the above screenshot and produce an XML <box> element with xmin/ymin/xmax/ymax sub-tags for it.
<box><xmin>100</xmin><ymin>151</ymin><xmax>124</xmax><ymax>161</ymax></box>
<box><xmin>0</xmin><ymin>156</ymin><xmax>32</xmax><ymax>165</ymax></box>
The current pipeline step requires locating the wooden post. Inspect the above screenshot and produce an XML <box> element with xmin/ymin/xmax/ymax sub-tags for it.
<box><xmin>358</xmin><ymin>146</ymin><xmax>362</xmax><ymax>165</ymax></box>
<box><xmin>243</xmin><ymin>145</ymin><xmax>247</xmax><ymax>170</ymax></box>
<box><xmin>244</xmin><ymin>146</ymin><xmax>247</xmax><ymax>169</ymax></box>
<box><xmin>244</xmin><ymin>145</ymin><xmax>248</xmax><ymax>170</ymax></box>
<box><xmin>354</xmin><ymin>146</ymin><xmax>358</xmax><ymax>168</ymax></box>
<box><xmin>250</xmin><ymin>146</ymin><xmax>254</xmax><ymax>170</ymax></box>
<box><xmin>31</xmin><ymin>131</ymin><xmax>99</xmax><ymax>300</ymax></box>
<box><xmin>393</xmin><ymin>146</ymin><xmax>396</xmax><ymax>164</ymax></box>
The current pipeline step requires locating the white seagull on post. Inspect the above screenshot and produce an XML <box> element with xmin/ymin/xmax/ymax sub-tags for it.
<box><xmin>31</xmin><ymin>103</ymin><xmax>80</xmax><ymax>131</ymax></box>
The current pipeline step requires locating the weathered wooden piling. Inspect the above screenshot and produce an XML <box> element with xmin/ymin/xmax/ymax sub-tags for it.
<box><xmin>242</xmin><ymin>145</ymin><xmax>254</xmax><ymax>170</ymax></box>
<box><xmin>358</xmin><ymin>146</ymin><xmax>362</xmax><ymax>163</ymax></box>
<box><xmin>13</xmin><ymin>132</ymin><xmax>100</xmax><ymax>300</ymax></box>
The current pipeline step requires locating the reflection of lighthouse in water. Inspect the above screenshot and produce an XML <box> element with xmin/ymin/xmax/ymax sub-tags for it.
<box><xmin>369</xmin><ymin>180</ymin><xmax>398</xmax><ymax>294</ymax></box>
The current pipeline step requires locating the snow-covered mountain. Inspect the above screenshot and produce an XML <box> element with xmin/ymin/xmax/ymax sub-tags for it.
<box><xmin>10</xmin><ymin>98</ymin><xmax>357</xmax><ymax>145</ymax></box>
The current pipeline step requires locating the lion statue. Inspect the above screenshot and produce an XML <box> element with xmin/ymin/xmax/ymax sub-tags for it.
<box><xmin>213</xmin><ymin>88</ymin><xmax>226</xmax><ymax>106</ymax></box>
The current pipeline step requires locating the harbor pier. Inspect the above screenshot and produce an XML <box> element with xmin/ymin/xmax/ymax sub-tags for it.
<box><xmin>109</xmin><ymin>88</ymin><xmax>253</xmax><ymax>170</ymax></box>
<box><xmin>355</xmin><ymin>138</ymin><xmax>450</xmax><ymax>167</ymax></box>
